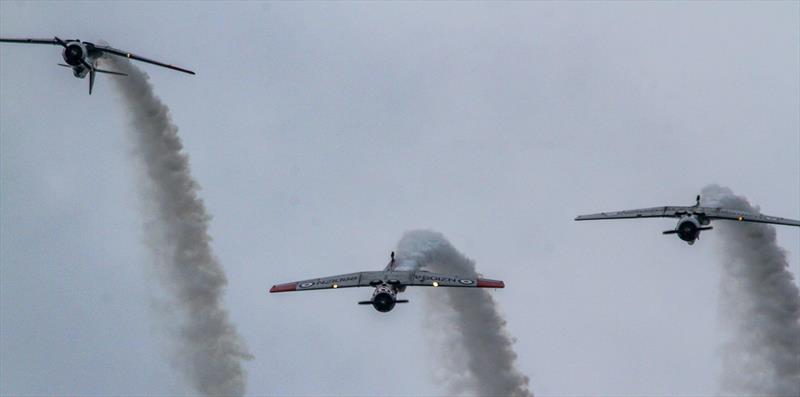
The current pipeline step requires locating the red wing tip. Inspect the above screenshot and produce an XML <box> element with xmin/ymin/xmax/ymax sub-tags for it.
<box><xmin>269</xmin><ymin>283</ymin><xmax>297</xmax><ymax>293</ymax></box>
<box><xmin>477</xmin><ymin>279</ymin><xmax>505</xmax><ymax>289</ymax></box>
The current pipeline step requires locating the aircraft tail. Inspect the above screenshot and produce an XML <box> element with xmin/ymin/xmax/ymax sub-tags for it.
<box><xmin>57</xmin><ymin>64</ymin><xmax>126</xmax><ymax>95</ymax></box>
<box><xmin>663</xmin><ymin>226</ymin><xmax>713</xmax><ymax>235</ymax></box>
<box><xmin>57</xmin><ymin>64</ymin><xmax>126</xmax><ymax>76</ymax></box>
<box><xmin>358</xmin><ymin>299</ymin><xmax>409</xmax><ymax>305</ymax></box>
<box><xmin>94</xmin><ymin>68</ymin><xmax>127</xmax><ymax>76</ymax></box>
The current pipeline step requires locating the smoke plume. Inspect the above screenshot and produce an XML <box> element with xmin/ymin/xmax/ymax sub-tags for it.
<box><xmin>396</xmin><ymin>230</ymin><xmax>533</xmax><ymax>397</ymax></box>
<box><xmin>702</xmin><ymin>185</ymin><xmax>800</xmax><ymax>396</ymax></box>
<box><xmin>106</xmin><ymin>57</ymin><xmax>252</xmax><ymax>396</ymax></box>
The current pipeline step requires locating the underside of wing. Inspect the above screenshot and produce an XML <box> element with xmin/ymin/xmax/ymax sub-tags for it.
<box><xmin>575</xmin><ymin>206</ymin><xmax>694</xmax><ymax>221</ymax></box>
<box><xmin>270</xmin><ymin>270</ymin><xmax>505</xmax><ymax>293</ymax></box>
<box><xmin>269</xmin><ymin>272</ymin><xmax>372</xmax><ymax>293</ymax></box>
<box><xmin>95</xmin><ymin>45</ymin><xmax>195</xmax><ymax>75</ymax></box>
<box><xmin>405</xmin><ymin>271</ymin><xmax>505</xmax><ymax>288</ymax></box>
<box><xmin>701</xmin><ymin>207</ymin><xmax>800</xmax><ymax>227</ymax></box>
<box><xmin>0</xmin><ymin>38</ymin><xmax>59</xmax><ymax>45</ymax></box>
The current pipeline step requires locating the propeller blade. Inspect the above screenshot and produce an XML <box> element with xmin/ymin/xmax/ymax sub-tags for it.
<box><xmin>88</xmin><ymin>69</ymin><xmax>95</xmax><ymax>95</ymax></box>
<box><xmin>54</xmin><ymin>36</ymin><xmax>67</xmax><ymax>48</ymax></box>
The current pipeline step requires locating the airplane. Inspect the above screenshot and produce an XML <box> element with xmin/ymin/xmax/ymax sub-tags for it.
<box><xmin>575</xmin><ymin>195</ymin><xmax>800</xmax><ymax>245</ymax></box>
<box><xmin>0</xmin><ymin>36</ymin><xmax>195</xmax><ymax>94</ymax></box>
<box><xmin>269</xmin><ymin>252</ymin><xmax>505</xmax><ymax>312</ymax></box>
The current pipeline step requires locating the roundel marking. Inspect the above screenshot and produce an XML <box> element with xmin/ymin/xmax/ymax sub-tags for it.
<box><xmin>299</xmin><ymin>282</ymin><xmax>315</xmax><ymax>288</ymax></box>
<box><xmin>459</xmin><ymin>279</ymin><xmax>474</xmax><ymax>285</ymax></box>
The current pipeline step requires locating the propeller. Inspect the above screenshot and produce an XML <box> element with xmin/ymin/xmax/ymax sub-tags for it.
<box><xmin>54</xmin><ymin>36</ymin><xmax>67</xmax><ymax>48</ymax></box>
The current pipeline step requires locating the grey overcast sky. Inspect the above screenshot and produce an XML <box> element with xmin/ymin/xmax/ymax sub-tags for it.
<box><xmin>1</xmin><ymin>1</ymin><xmax>798</xmax><ymax>396</ymax></box>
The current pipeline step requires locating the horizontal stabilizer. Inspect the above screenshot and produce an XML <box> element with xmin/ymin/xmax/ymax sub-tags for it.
<box><xmin>357</xmin><ymin>299</ymin><xmax>410</xmax><ymax>305</ymax></box>
<box><xmin>57</xmin><ymin>64</ymin><xmax>126</xmax><ymax>77</ymax></box>
<box><xmin>94</xmin><ymin>68</ymin><xmax>127</xmax><ymax>76</ymax></box>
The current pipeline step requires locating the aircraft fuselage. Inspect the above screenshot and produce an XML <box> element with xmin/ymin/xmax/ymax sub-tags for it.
<box><xmin>61</xmin><ymin>41</ymin><xmax>102</xmax><ymax>79</ymax></box>
<box><xmin>670</xmin><ymin>215</ymin><xmax>712</xmax><ymax>245</ymax></box>
<box><xmin>370</xmin><ymin>285</ymin><xmax>399</xmax><ymax>312</ymax></box>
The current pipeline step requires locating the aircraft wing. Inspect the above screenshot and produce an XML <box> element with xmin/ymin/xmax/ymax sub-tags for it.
<box><xmin>404</xmin><ymin>271</ymin><xmax>505</xmax><ymax>288</ymax></box>
<box><xmin>270</xmin><ymin>272</ymin><xmax>370</xmax><ymax>292</ymax></box>
<box><xmin>698</xmin><ymin>207</ymin><xmax>800</xmax><ymax>227</ymax></box>
<box><xmin>270</xmin><ymin>270</ymin><xmax>504</xmax><ymax>293</ymax></box>
<box><xmin>575</xmin><ymin>206</ymin><xmax>696</xmax><ymax>221</ymax></box>
<box><xmin>0</xmin><ymin>38</ymin><xmax>59</xmax><ymax>45</ymax></box>
<box><xmin>94</xmin><ymin>44</ymin><xmax>195</xmax><ymax>75</ymax></box>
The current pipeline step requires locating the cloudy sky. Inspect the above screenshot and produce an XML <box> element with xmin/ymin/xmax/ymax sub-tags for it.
<box><xmin>1</xmin><ymin>1</ymin><xmax>798</xmax><ymax>396</ymax></box>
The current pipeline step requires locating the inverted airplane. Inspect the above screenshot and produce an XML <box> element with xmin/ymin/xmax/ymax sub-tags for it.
<box><xmin>0</xmin><ymin>36</ymin><xmax>195</xmax><ymax>94</ymax></box>
<box><xmin>270</xmin><ymin>252</ymin><xmax>505</xmax><ymax>312</ymax></box>
<box><xmin>575</xmin><ymin>195</ymin><xmax>800</xmax><ymax>245</ymax></box>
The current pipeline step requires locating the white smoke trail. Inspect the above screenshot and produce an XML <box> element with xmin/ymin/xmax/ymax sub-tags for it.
<box><xmin>106</xmin><ymin>57</ymin><xmax>252</xmax><ymax>396</ymax></box>
<box><xmin>396</xmin><ymin>230</ymin><xmax>533</xmax><ymax>397</ymax></box>
<box><xmin>702</xmin><ymin>185</ymin><xmax>800</xmax><ymax>396</ymax></box>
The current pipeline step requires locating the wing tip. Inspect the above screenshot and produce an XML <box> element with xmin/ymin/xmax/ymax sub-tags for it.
<box><xmin>477</xmin><ymin>279</ymin><xmax>505</xmax><ymax>289</ymax></box>
<box><xmin>269</xmin><ymin>283</ymin><xmax>297</xmax><ymax>293</ymax></box>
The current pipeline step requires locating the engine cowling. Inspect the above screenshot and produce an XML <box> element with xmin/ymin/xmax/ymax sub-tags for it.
<box><xmin>371</xmin><ymin>286</ymin><xmax>397</xmax><ymax>312</ymax></box>
<box><xmin>676</xmin><ymin>216</ymin><xmax>701</xmax><ymax>243</ymax></box>
<box><xmin>62</xmin><ymin>44</ymin><xmax>84</xmax><ymax>66</ymax></box>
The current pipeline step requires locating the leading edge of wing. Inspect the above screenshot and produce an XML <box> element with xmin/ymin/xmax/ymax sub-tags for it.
<box><xmin>0</xmin><ymin>38</ymin><xmax>59</xmax><ymax>45</ymax></box>
<box><xmin>574</xmin><ymin>206</ymin><xmax>688</xmax><ymax>221</ymax></box>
